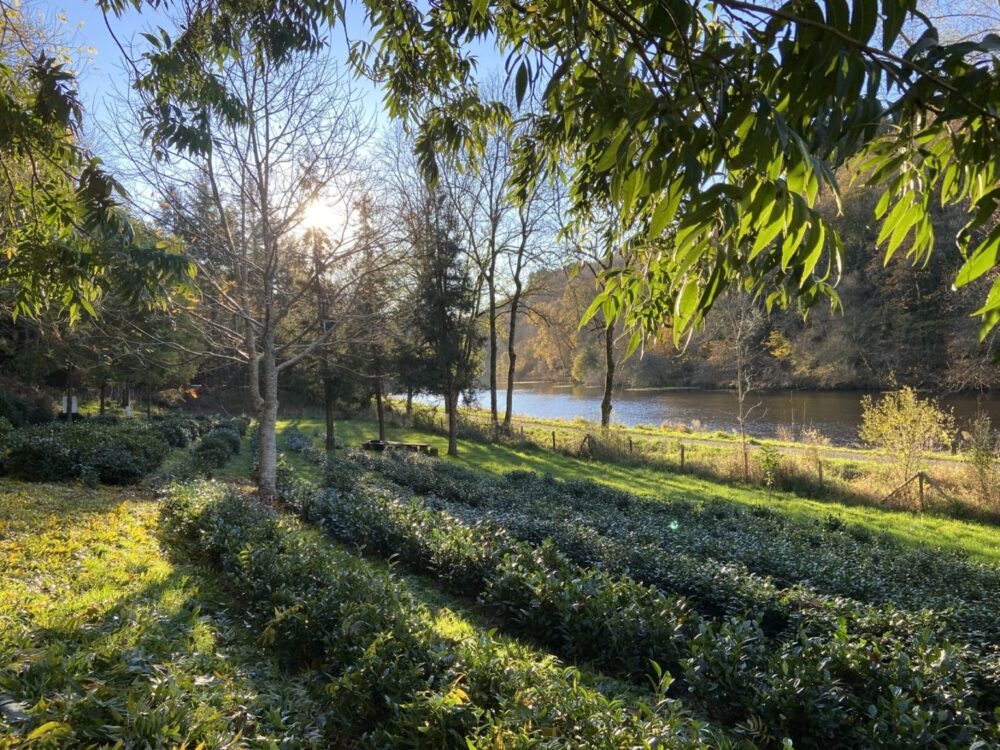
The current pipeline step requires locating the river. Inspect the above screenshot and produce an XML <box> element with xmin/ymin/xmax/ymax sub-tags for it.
<box><xmin>442</xmin><ymin>384</ymin><xmax>999</xmax><ymax>446</ymax></box>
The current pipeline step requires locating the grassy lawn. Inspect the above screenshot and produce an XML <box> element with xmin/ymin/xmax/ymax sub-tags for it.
<box><xmin>283</xmin><ymin>416</ymin><xmax>1000</xmax><ymax>565</ymax></box>
<box><xmin>0</xmin><ymin>480</ymin><xmax>330</xmax><ymax>746</ymax></box>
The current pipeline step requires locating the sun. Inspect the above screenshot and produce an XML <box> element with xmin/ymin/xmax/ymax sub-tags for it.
<box><xmin>302</xmin><ymin>199</ymin><xmax>333</xmax><ymax>232</ymax></box>
<box><xmin>299</xmin><ymin>197</ymin><xmax>354</xmax><ymax>241</ymax></box>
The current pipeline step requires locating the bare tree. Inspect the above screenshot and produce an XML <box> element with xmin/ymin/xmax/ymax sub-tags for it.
<box><xmin>708</xmin><ymin>290</ymin><xmax>766</xmax><ymax>481</ymax></box>
<box><xmin>115</xmin><ymin>38</ymin><xmax>370</xmax><ymax>495</ymax></box>
<box><xmin>440</xmin><ymin>90</ymin><xmax>557</xmax><ymax>431</ymax></box>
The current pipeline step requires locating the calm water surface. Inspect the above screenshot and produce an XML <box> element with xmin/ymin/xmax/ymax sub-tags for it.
<box><xmin>440</xmin><ymin>384</ymin><xmax>999</xmax><ymax>446</ymax></box>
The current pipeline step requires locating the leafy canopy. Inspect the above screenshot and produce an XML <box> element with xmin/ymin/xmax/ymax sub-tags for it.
<box><xmin>1</xmin><ymin>2</ymin><xmax>193</xmax><ymax>321</ymax></box>
<box><xmin>105</xmin><ymin>0</ymin><xmax>1000</xmax><ymax>342</ymax></box>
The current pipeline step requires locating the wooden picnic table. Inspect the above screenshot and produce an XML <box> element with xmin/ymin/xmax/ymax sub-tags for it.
<box><xmin>360</xmin><ymin>440</ymin><xmax>438</xmax><ymax>456</ymax></box>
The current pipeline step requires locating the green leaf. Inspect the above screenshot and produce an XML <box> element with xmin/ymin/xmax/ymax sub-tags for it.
<box><xmin>27</xmin><ymin>722</ymin><xmax>71</xmax><ymax>740</ymax></box>
<box><xmin>751</xmin><ymin>202</ymin><xmax>787</xmax><ymax>258</ymax></box>
<box><xmin>886</xmin><ymin>201</ymin><xmax>923</xmax><ymax>260</ymax></box>
<box><xmin>595</xmin><ymin>130</ymin><xmax>626</xmax><ymax>173</ymax></box>
<box><xmin>515</xmin><ymin>61</ymin><xmax>529</xmax><ymax>107</ymax></box>
<box><xmin>954</xmin><ymin>231</ymin><xmax>1000</xmax><ymax>288</ymax></box>
<box><xmin>674</xmin><ymin>278</ymin><xmax>700</xmax><ymax>335</ymax></box>
<box><xmin>799</xmin><ymin>220</ymin><xmax>825</xmax><ymax>287</ymax></box>
<box><xmin>580</xmin><ymin>289</ymin><xmax>609</xmax><ymax>327</ymax></box>
<box><xmin>624</xmin><ymin>329</ymin><xmax>642</xmax><ymax>359</ymax></box>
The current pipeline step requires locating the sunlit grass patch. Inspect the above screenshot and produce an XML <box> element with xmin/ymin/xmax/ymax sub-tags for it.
<box><xmin>0</xmin><ymin>480</ymin><xmax>329</xmax><ymax>747</ymax></box>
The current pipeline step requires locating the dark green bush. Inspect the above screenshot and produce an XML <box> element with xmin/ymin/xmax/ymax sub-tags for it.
<box><xmin>207</xmin><ymin>425</ymin><xmax>242</xmax><ymax>454</ymax></box>
<box><xmin>229</xmin><ymin>416</ymin><xmax>250</xmax><ymax>436</ymax></box>
<box><xmin>155</xmin><ymin>416</ymin><xmax>203</xmax><ymax>448</ymax></box>
<box><xmin>193</xmin><ymin>435</ymin><xmax>234</xmax><ymax>471</ymax></box>
<box><xmin>86</xmin><ymin>444</ymin><xmax>145</xmax><ymax>485</ymax></box>
<box><xmin>5</xmin><ymin>422</ymin><xmax>170</xmax><ymax>484</ymax></box>
<box><xmin>0</xmin><ymin>389</ymin><xmax>53</xmax><ymax>427</ymax></box>
<box><xmin>5</xmin><ymin>433</ymin><xmax>80</xmax><ymax>481</ymax></box>
<box><xmin>352</xmin><ymin>450</ymin><xmax>1000</xmax><ymax>646</ymax></box>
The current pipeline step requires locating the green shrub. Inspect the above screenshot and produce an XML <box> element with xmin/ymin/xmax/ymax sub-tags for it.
<box><xmin>193</xmin><ymin>434</ymin><xmax>235</xmax><ymax>471</ymax></box>
<box><xmin>5</xmin><ymin>422</ymin><xmax>171</xmax><ymax>484</ymax></box>
<box><xmin>156</xmin><ymin>417</ymin><xmax>199</xmax><ymax>447</ymax></box>
<box><xmin>0</xmin><ymin>389</ymin><xmax>54</xmax><ymax>427</ymax></box>
<box><xmin>964</xmin><ymin>414</ymin><xmax>999</xmax><ymax>510</ymax></box>
<box><xmin>318</xmin><ymin>451</ymin><xmax>1000</xmax><ymax>748</ymax></box>
<box><xmin>6</xmin><ymin>433</ymin><xmax>80</xmax><ymax>481</ymax></box>
<box><xmin>208</xmin><ymin>425</ymin><xmax>242</xmax><ymax>454</ymax></box>
<box><xmin>860</xmin><ymin>386</ymin><xmax>955</xmax><ymax>502</ymax></box>
<box><xmin>86</xmin><ymin>444</ymin><xmax>145</xmax><ymax>485</ymax></box>
<box><xmin>351</xmin><ymin>450</ymin><xmax>1000</xmax><ymax>647</ymax></box>
<box><xmin>229</xmin><ymin>416</ymin><xmax>250</xmax><ymax>436</ymax></box>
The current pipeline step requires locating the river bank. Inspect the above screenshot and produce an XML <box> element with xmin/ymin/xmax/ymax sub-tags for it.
<box><xmin>445</xmin><ymin>383</ymin><xmax>999</xmax><ymax>446</ymax></box>
<box><xmin>382</xmin><ymin>400</ymin><xmax>998</xmax><ymax>524</ymax></box>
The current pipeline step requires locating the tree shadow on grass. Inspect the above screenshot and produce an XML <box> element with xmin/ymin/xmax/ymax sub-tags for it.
<box><xmin>1</xmin><ymin>558</ymin><xmax>329</xmax><ymax>747</ymax></box>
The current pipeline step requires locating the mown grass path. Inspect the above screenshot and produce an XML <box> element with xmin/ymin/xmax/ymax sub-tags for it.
<box><xmin>284</xmin><ymin>417</ymin><xmax>1000</xmax><ymax>565</ymax></box>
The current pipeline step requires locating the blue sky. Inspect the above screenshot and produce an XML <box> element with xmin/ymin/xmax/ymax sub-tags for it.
<box><xmin>55</xmin><ymin>1</ymin><xmax>384</xmax><ymax>120</ymax></box>
<box><xmin>50</xmin><ymin>0</ymin><xmax>506</xmax><ymax>133</ymax></box>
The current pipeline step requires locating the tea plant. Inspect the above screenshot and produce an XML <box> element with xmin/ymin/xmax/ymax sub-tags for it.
<box><xmin>282</xmin><ymin>454</ymin><xmax>1000</xmax><ymax>749</ymax></box>
<box><xmin>159</xmin><ymin>481</ymin><xmax>717</xmax><ymax>749</ymax></box>
<box><xmin>347</xmin><ymin>450</ymin><xmax>1000</xmax><ymax>646</ymax></box>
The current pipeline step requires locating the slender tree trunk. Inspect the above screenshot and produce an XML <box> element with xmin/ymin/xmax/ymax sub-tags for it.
<box><xmin>488</xmin><ymin>279</ymin><xmax>498</xmax><ymax>426</ymax></box>
<box><xmin>406</xmin><ymin>386</ymin><xmax>413</xmax><ymax>418</ymax></box>
<box><xmin>375</xmin><ymin>375</ymin><xmax>386</xmax><ymax>442</ymax></box>
<box><xmin>503</xmin><ymin>282</ymin><xmax>523</xmax><ymax>431</ymax></box>
<box><xmin>99</xmin><ymin>381</ymin><xmax>107</xmax><ymax>416</ymax></box>
<box><xmin>63</xmin><ymin>368</ymin><xmax>73</xmax><ymax>421</ymax></box>
<box><xmin>600</xmin><ymin>319</ymin><xmax>616</xmax><ymax>428</ymax></box>
<box><xmin>146</xmin><ymin>384</ymin><xmax>152</xmax><ymax>419</ymax></box>
<box><xmin>324</xmin><ymin>377</ymin><xmax>336</xmax><ymax>451</ymax></box>
<box><xmin>447</xmin><ymin>388</ymin><xmax>459</xmax><ymax>456</ymax></box>
<box><xmin>257</xmin><ymin>328</ymin><xmax>280</xmax><ymax>497</ymax></box>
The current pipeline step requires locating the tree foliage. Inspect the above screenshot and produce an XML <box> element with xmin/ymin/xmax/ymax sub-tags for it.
<box><xmin>0</xmin><ymin>2</ymin><xmax>192</xmax><ymax>321</ymax></box>
<box><xmin>859</xmin><ymin>385</ymin><xmax>955</xmax><ymax>491</ymax></box>
<box><xmin>350</xmin><ymin>0</ymin><xmax>1000</xmax><ymax>344</ymax></box>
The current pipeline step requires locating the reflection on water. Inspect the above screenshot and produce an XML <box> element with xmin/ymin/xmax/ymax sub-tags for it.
<box><xmin>418</xmin><ymin>384</ymin><xmax>998</xmax><ymax>446</ymax></box>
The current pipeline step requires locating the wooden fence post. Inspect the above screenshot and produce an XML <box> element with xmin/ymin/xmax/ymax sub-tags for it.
<box><xmin>628</xmin><ymin>437</ymin><xmax>633</xmax><ymax>454</ymax></box>
<box><xmin>817</xmin><ymin>458</ymin><xmax>823</xmax><ymax>488</ymax></box>
<box><xmin>679</xmin><ymin>443</ymin><xmax>685</xmax><ymax>470</ymax></box>
<box><xmin>551</xmin><ymin>431</ymin><xmax>556</xmax><ymax>451</ymax></box>
<box><xmin>918</xmin><ymin>472</ymin><xmax>925</xmax><ymax>511</ymax></box>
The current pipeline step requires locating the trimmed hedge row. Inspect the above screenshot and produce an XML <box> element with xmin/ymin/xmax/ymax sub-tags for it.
<box><xmin>300</xmin><ymin>470</ymin><xmax>1000</xmax><ymax>750</ymax></box>
<box><xmin>345</xmin><ymin>450</ymin><xmax>1000</xmax><ymax>646</ymax></box>
<box><xmin>159</xmin><ymin>481</ymin><xmax>716</xmax><ymax>749</ymax></box>
<box><xmin>6</xmin><ymin>422</ymin><xmax>172</xmax><ymax>484</ymax></box>
<box><xmin>3</xmin><ymin>414</ymin><xmax>248</xmax><ymax>485</ymax></box>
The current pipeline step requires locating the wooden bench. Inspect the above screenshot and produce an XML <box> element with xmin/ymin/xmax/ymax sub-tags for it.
<box><xmin>361</xmin><ymin>440</ymin><xmax>438</xmax><ymax>456</ymax></box>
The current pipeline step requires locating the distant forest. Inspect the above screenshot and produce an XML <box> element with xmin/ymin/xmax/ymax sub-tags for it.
<box><xmin>510</xmin><ymin>179</ymin><xmax>1000</xmax><ymax>393</ymax></box>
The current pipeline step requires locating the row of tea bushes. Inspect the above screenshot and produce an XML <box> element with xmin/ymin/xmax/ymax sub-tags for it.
<box><xmin>159</xmin><ymin>480</ymin><xmax>717</xmax><ymax>750</ymax></box>
<box><xmin>299</xmin><ymin>469</ymin><xmax>1000</xmax><ymax>750</ymax></box>
<box><xmin>346</xmin><ymin>450</ymin><xmax>1000</xmax><ymax>646</ymax></box>
<box><xmin>5</xmin><ymin>421</ymin><xmax>172</xmax><ymax>484</ymax></box>
<box><xmin>3</xmin><ymin>414</ymin><xmax>248</xmax><ymax>485</ymax></box>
